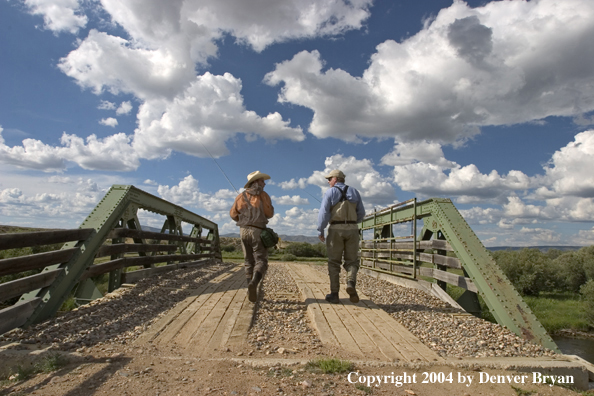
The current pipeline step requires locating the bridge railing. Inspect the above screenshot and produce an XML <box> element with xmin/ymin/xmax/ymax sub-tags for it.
<box><xmin>0</xmin><ymin>185</ymin><xmax>221</xmax><ymax>335</ymax></box>
<box><xmin>0</xmin><ymin>229</ymin><xmax>94</xmax><ymax>335</ymax></box>
<box><xmin>359</xmin><ymin>197</ymin><xmax>559</xmax><ymax>352</ymax></box>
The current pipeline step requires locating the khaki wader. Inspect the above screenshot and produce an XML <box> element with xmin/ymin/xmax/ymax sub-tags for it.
<box><xmin>326</xmin><ymin>188</ymin><xmax>360</xmax><ymax>293</ymax></box>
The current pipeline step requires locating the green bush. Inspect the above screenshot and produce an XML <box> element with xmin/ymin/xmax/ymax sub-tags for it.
<box><xmin>545</xmin><ymin>248</ymin><xmax>563</xmax><ymax>260</ymax></box>
<box><xmin>280</xmin><ymin>254</ymin><xmax>297</xmax><ymax>261</ymax></box>
<box><xmin>580</xmin><ymin>280</ymin><xmax>594</xmax><ymax>327</ymax></box>
<box><xmin>220</xmin><ymin>244</ymin><xmax>236</xmax><ymax>252</ymax></box>
<box><xmin>306</xmin><ymin>358</ymin><xmax>353</xmax><ymax>374</ymax></box>
<box><xmin>553</xmin><ymin>251</ymin><xmax>589</xmax><ymax>293</ymax></box>
<box><xmin>283</xmin><ymin>242</ymin><xmax>326</xmax><ymax>258</ymax></box>
<box><xmin>493</xmin><ymin>249</ymin><xmax>556</xmax><ymax>296</ymax></box>
<box><xmin>578</xmin><ymin>245</ymin><xmax>594</xmax><ymax>281</ymax></box>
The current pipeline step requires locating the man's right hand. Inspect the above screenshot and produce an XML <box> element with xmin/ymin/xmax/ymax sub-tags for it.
<box><xmin>318</xmin><ymin>235</ymin><xmax>325</xmax><ymax>243</ymax></box>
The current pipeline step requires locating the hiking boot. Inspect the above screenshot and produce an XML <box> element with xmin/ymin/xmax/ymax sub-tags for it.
<box><xmin>346</xmin><ymin>282</ymin><xmax>359</xmax><ymax>303</ymax></box>
<box><xmin>248</xmin><ymin>272</ymin><xmax>262</xmax><ymax>302</ymax></box>
<box><xmin>325</xmin><ymin>292</ymin><xmax>340</xmax><ymax>304</ymax></box>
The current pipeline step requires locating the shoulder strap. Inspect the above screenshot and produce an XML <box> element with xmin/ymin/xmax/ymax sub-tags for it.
<box><xmin>241</xmin><ymin>191</ymin><xmax>252</xmax><ymax>208</ymax></box>
<box><xmin>333</xmin><ymin>185</ymin><xmax>349</xmax><ymax>202</ymax></box>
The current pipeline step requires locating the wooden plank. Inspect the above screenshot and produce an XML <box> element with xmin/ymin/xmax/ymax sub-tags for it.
<box><xmin>108</xmin><ymin>228</ymin><xmax>213</xmax><ymax>244</ymax></box>
<box><xmin>0</xmin><ymin>298</ymin><xmax>42</xmax><ymax>335</ymax></box>
<box><xmin>134</xmin><ymin>266</ymin><xmax>240</xmax><ymax>345</ymax></box>
<box><xmin>419</xmin><ymin>268</ymin><xmax>477</xmax><ymax>293</ymax></box>
<box><xmin>122</xmin><ymin>259</ymin><xmax>211</xmax><ymax>283</ymax></box>
<box><xmin>156</xmin><ymin>268</ymin><xmax>241</xmax><ymax>345</ymax></box>
<box><xmin>360</xmin><ymin>251</ymin><xmax>460</xmax><ymax>269</ymax></box>
<box><xmin>82</xmin><ymin>253</ymin><xmax>214</xmax><ymax>279</ymax></box>
<box><xmin>361</xmin><ymin>260</ymin><xmax>414</xmax><ymax>275</ymax></box>
<box><xmin>291</xmin><ymin>264</ymin><xmax>441</xmax><ymax>362</ymax></box>
<box><xmin>96</xmin><ymin>243</ymin><xmax>178</xmax><ymax>257</ymax></box>
<box><xmin>291</xmin><ymin>263</ymin><xmax>326</xmax><ymax>284</ymax></box>
<box><xmin>226</xmin><ymin>290</ymin><xmax>257</xmax><ymax>346</ymax></box>
<box><xmin>0</xmin><ymin>268</ymin><xmax>63</xmax><ymax>302</ymax></box>
<box><xmin>0</xmin><ymin>248</ymin><xmax>78</xmax><ymax>277</ymax></box>
<box><xmin>360</xmin><ymin>240</ymin><xmax>453</xmax><ymax>251</ymax></box>
<box><xmin>0</xmin><ymin>228</ymin><xmax>94</xmax><ymax>250</ymax></box>
<box><xmin>187</xmin><ymin>275</ymin><xmax>246</xmax><ymax>354</ymax></box>
<box><xmin>307</xmin><ymin>281</ymin><xmax>377</xmax><ymax>358</ymax></box>
<box><xmin>296</xmin><ymin>264</ymin><xmax>406</xmax><ymax>362</ymax></box>
<box><xmin>286</xmin><ymin>264</ymin><xmax>339</xmax><ymax>346</ymax></box>
<box><xmin>358</xmin><ymin>298</ymin><xmax>443</xmax><ymax>362</ymax></box>
<box><xmin>295</xmin><ymin>270</ymin><xmax>364</xmax><ymax>356</ymax></box>
<box><xmin>342</xmin><ymin>300</ymin><xmax>405</xmax><ymax>362</ymax></box>
<box><xmin>209</xmin><ymin>277</ymin><xmax>250</xmax><ymax>351</ymax></box>
<box><xmin>171</xmin><ymin>270</ymin><xmax>244</xmax><ymax>346</ymax></box>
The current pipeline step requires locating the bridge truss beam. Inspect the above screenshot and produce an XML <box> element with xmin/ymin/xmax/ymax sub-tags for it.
<box><xmin>20</xmin><ymin>185</ymin><xmax>221</xmax><ymax>327</ymax></box>
<box><xmin>360</xmin><ymin>198</ymin><xmax>558</xmax><ymax>352</ymax></box>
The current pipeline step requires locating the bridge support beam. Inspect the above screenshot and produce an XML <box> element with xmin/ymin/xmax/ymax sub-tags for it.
<box><xmin>360</xmin><ymin>198</ymin><xmax>559</xmax><ymax>352</ymax></box>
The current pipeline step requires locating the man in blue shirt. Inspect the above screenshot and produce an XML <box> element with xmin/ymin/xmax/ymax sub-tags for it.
<box><xmin>317</xmin><ymin>169</ymin><xmax>365</xmax><ymax>304</ymax></box>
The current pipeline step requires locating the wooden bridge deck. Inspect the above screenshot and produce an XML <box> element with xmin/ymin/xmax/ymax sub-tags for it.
<box><xmin>135</xmin><ymin>263</ymin><xmax>443</xmax><ymax>363</ymax></box>
<box><xmin>286</xmin><ymin>263</ymin><xmax>443</xmax><ymax>363</ymax></box>
<box><xmin>134</xmin><ymin>265</ymin><xmax>254</xmax><ymax>355</ymax></box>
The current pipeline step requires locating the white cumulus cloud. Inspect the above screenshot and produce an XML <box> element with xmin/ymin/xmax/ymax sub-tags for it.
<box><xmin>24</xmin><ymin>0</ymin><xmax>88</xmax><ymax>34</ymax></box>
<box><xmin>116</xmin><ymin>101</ymin><xmax>133</xmax><ymax>115</ymax></box>
<box><xmin>99</xmin><ymin>117</ymin><xmax>118</xmax><ymax>127</ymax></box>
<box><xmin>272</xmin><ymin>195</ymin><xmax>309</xmax><ymax>206</ymax></box>
<box><xmin>0</xmin><ymin>130</ymin><xmax>139</xmax><ymax>171</ymax></box>
<box><xmin>157</xmin><ymin>175</ymin><xmax>235</xmax><ymax>213</ymax></box>
<box><xmin>265</xmin><ymin>0</ymin><xmax>594</xmax><ymax>144</ymax></box>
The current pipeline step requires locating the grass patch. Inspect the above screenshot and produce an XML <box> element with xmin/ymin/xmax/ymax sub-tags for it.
<box><xmin>511</xmin><ymin>386</ymin><xmax>535</xmax><ymax>395</ymax></box>
<box><xmin>7</xmin><ymin>353</ymin><xmax>69</xmax><ymax>382</ymax></box>
<box><xmin>306</xmin><ymin>358</ymin><xmax>353</xmax><ymax>374</ymax></box>
<box><xmin>355</xmin><ymin>384</ymin><xmax>372</xmax><ymax>393</ymax></box>
<box><xmin>523</xmin><ymin>292</ymin><xmax>590</xmax><ymax>334</ymax></box>
<box><xmin>36</xmin><ymin>353</ymin><xmax>69</xmax><ymax>373</ymax></box>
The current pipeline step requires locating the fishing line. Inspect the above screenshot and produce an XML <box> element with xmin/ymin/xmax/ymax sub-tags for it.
<box><xmin>302</xmin><ymin>188</ymin><xmax>322</xmax><ymax>203</ymax></box>
<box><xmin>198</xmin><ymin>140</ymin><xmax>238</xmax><ymax>193</ymax></box>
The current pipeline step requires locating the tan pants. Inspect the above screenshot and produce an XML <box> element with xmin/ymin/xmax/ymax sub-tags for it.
<box><xmin>240</xmin><ymin>226</ymin><xmax>268</xmax><ymax>279</ymax></box>
<box><xmin>326</xmin><ymin>226</ymin><xmax>360</xmax><ymax>293</ymax></box>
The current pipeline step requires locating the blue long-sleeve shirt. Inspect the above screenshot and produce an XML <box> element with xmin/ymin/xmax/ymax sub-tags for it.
<box><xmin>317</xmin><ymin>182</ymin><xmax>365</xmax><ymax>237</ymax></box>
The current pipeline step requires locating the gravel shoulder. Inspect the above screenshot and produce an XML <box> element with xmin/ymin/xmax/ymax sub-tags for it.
<box><xmin>0</xmin><ymin>261</ymin><xmax>586</xmax><ymax>396</ymax></box>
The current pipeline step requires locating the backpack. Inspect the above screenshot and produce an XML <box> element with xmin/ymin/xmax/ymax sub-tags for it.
<box><xmin>260</xmin><ymin>227</ymin><xmax>279</xmax><ymax>248</ymax></box>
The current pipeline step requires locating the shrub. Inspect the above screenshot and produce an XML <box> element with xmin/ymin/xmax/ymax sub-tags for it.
<box><xmin>546</xmin><ymin>248</ymin><xmax>563</xmax><ymax>260</ymax></box>
<box><xmin>493</xmin><ymin>249</ymin><xmax>556</xmax><ymax>296</ymax></box>
<box><xmin>306</xmin><ymin>358</ymin><xmax>353</xmax><ymax>374</ymax></box>
<box><xmin>580</xmin><ymin>280</ymin><xmax>594</xmax><ymax>327</ymax></box>
<box><xmin>283</xmin><ymin>242</ymin><xmax>326</xmax><ymax>258</ymax></box>
<box><xmin>578</xmin><ymin>246</ymin><xmax>594</xmax><ymax>282</ymax></box>
<box><xmin>220</xmin><ymin>244</ymin><xmax>236</xmax><ymax>252</ymax></box>
<box><xmin>280</xmin><ymin>254</ymin><xmax>297</xmax><ymax>261</ymax></box>
<box><xmin>553</xmin><ymin>252</ymin><xmax>588</xmax><ymax>293</ymax></box>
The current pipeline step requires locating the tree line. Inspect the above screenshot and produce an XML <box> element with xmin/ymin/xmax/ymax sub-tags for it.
<box><xmin>492</xmin><ymin>247</ymin><xmax>594</xmax><ymax>326</ymax></box>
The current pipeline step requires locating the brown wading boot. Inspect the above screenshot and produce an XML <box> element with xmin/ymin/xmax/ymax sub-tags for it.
<box><xmin>346</xmin><ymin>281</ymin><xmax>359</xmax><ymax>303</ymax></box>
<box><xmin>325</xmin><ymin>292</ymin><xmax>339</xmax><ymax>304</ymax></box>
<box><xmin>248</xmin><ymin>272</ymin><xmax>262</xmax><ymax>302</ymax></box>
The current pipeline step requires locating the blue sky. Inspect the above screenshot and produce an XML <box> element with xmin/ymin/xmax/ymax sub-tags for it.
<box><xmin>2</xmin><ymin>0</ymin><xmax>594</xmax><ymax>246</ymax></box>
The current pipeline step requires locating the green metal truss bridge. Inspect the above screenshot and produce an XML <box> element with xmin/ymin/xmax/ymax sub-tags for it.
<box><xmin>0</xmin><ymin>188</ymin><xmax>557</xmax><ymax>352</ymax></box>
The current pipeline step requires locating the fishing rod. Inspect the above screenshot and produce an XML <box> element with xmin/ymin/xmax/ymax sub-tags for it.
<box><xmin>302</xmin><ymin>188</ymin><xmax>321</xmax><ymax>203</ymax></box>
<box><xmin>198</xmin><ymin>140</ymin><xmax>238</xmax><ymax>193</ymax></box>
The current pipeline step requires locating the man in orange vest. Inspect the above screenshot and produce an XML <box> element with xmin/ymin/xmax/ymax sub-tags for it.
<box><xmin>230</xmin><ymin>171</ymin><xmax>275</xmax><ymax>302</ymax></box>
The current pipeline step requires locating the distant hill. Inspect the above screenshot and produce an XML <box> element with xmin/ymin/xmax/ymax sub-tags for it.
<box><xmin>487</xmin><ymin>246</ymin><xmax>583</xmax><ymax>252</ymax></box>
<box><xmin>221</xmin><ymin>233</ymin><xmax>320</xmax><ymax>244</ymax></box>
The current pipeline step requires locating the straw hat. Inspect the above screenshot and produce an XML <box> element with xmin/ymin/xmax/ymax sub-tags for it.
<box><xmin>325</xmin><ymin>169</ymin><xmax>345</xmax><ymax>179</ymax></box>
<box><xmin>244</xmin><ymin>170</ymin><xmax>270</xmax><ymax>188</ymax></box>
